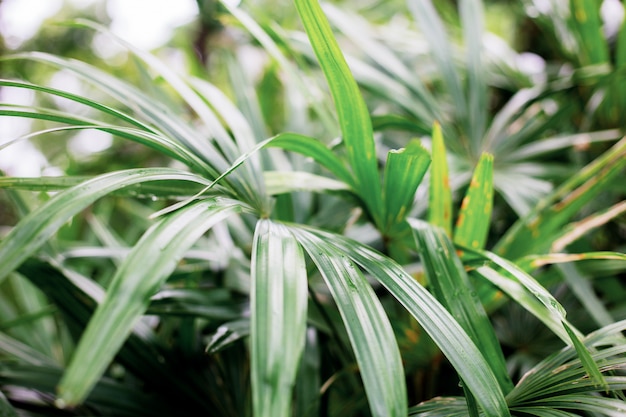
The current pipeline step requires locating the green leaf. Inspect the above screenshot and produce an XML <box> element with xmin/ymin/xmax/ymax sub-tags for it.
<box><xmin>0</xmin><ymin>390</ymin><xmax>21</xmax><ymax>417</ymax></box>
<box><xmin>0</xmin><ymin>175</ymin><xmax>222</xmax><ymax>200</ymax></box>
<box><xmin>495</xmin><ymin>137</ymin><xmax>626</xmax><ymax>259</ymax></box>
<box><xmin>2</xmin><ymin>53</ymin><xmax>230</xmax><ymax>176</ymax></box>
<box><xmin>56</xmin><ymin>198</ymin><xmax>243</xmax><ymax>406</ymax></box>
<box><xmin>459</xmin><ymin>0</ymin><xmax>488</xmax><ymax>152</ymax></box>
<box><xmin>294</xmin><ymin>0</ymin><xmax>383</xmax><ymax>226</ymax></box>
<box><xmin>473</xmin><ymin>265</ymin><xmax>571</xmax><ymax>344</ymax></box>
<box><xmin>290</xmin><ymin>226</ymin><xmax>407</xmax><ymax>417</ymax></box>
<box><xmin>454</xmin><ymin>153</ymin><xmax>494</xmax><ymax>250</ymax></box>
<box><xmin>410</xmin><ymin>219</ymin><xmax>513</xmax><ymax>394</ymax></box>
<box><xmin>428</xmin><ymin>122</ymin><xmax>453</xmax><ymax>236</ymax></box>
<box><xmin>382</xmin><ymin>140</ymin><xmax>430</xmax><ymax>232</ymax></box>
<box><xmin>0</xmin><ymin>117</ymin><xmax>211</xmax><ymax>175</ymax></box>
<box><xmin>569</xmin><ymin>0</ymin><xmax>609</xmax><ymax>66</ymax></box>
<box><xmin>465</xmin><ymin>247</ymin><xmax>567</xmax><ymax>318</ymax></box>
<box><xmin>18</xmin><ymin>259</ymin><xmax>212</xmax><ymax>411</ymax></box>
<box><xmin>264</xmin><ymin>171</ymin><xmax>349</xmax><ymax>195</ymax></box>
<box><xmin>0</xmin><ymin>169</ymin><xmax>212</xmax><ymax>284</ymax></box>
<box><xmin>562</xmin><ymin>322</ymin><xmax>608</xmax><ymax>393</ymax></box>
<box><xmin>407</xmin><ymin>0</ymin><xmax>468</xmax><ymax>149</ymax></box>
<box><xmin>298</xmin><ymin>226</ymin><xmax>511</xmax><ymax>417</ymax></box>
<box><xmin>267</xmin><ymin>133</ymin><xmax>354</xmax><ymax>186</ymax></box>
<box><xmin>251</xmin><ymin>219</ymin><xmax>308</xmax><ymax>417</ymax></box>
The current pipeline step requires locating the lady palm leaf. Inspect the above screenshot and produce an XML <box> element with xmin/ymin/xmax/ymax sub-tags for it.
<box><xmin>495</xmin><ymin>136</ymin><xmax>626</xmax><ymax>259</ymax></box>
<box><xmin>294</xmin><ymin>226</ymin><xmax>511</xmax><ymax>417</ymax></box>
<box><xmin>410</xmin><ymin>219</ymin><xmax>513</xmax><ymax>395</ymax></box>
<box><xmin>3</xmin><ymin>52</ymin><xmax>229</xmax><ymax>175</ymax></box>
<box><xmin>56</xmin><ymin>198</ymin><xmax>246</xmax><ymax>406</ymax></box>
<box><xmin>251</xmin><ymin>220</ymin><xmax>308</xmax><ymax>417</ymax></box>
<box><xmin>15</xmin><ymin>259</ymin><xmax>216</xmax><ymax>413</ymax></box>
<box><xmin>290</xmin><ymin>226</ymin><xmax>407</xmax><ymax>417</ymax></box>
<box><xmin>294</xmin><ymin>0</ymin><xmax>383</xmax><ymax>226</ymax></box>
<box><xmin>453</xmin><ymin>152</ymin><xmax>494</xmax><ymax>250</ymax></box>
<box><xmin>428</xmin><ymin>122</ymin><xmax>453</xmax><ymax>235</ymax></box>
<box><xmin>0</xmin><ymin>168</ymin><xmax>212</xmax><ymax>284</ymax></box>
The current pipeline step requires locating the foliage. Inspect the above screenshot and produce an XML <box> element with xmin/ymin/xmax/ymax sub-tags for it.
<box><xmin>0</xmin><ymin>0</ymin><xmax>625</xmax><ymax>416</ymax></box>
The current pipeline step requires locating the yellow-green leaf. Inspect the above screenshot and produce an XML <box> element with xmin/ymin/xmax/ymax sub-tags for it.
<box><xmin>428</xmin><ymin>121</ymin><xmax>453</xmax><ymax>236</ymax></box>
<box><xmin>454</xmin><ymin>153</ymin><xmax>494</xmax><ymax>250</ymax></box>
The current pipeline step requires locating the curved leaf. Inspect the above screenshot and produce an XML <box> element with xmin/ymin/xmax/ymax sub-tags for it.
<box><xmin>56</xmin><ymin>198</ymin><xmax>244</xmax><ymax>406</ymax></box>
<box><xmin>0</xmin><ymin>168</ymin><xmax>212</xmax><ymax>283</ymax></box>
<box><xmin>410</xmin><ymin>219</ymin><xmax>513</xmax><ymax>394</ymax></box>
<box><xmin>297</xmin><ymin>226</ymin><xmax>511</xmax><ymax>417</ymax></box>
<box><xmin>291</xmin><ymin>226</ymin><xmax>407</xmax><ymax>417</ymax></box>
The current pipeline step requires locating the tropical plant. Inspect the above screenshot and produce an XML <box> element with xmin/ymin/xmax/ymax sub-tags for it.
<box><xmin>0</xmin><ymin>0</ymin><xmax>625</xmax><ymax>417</ymax></box>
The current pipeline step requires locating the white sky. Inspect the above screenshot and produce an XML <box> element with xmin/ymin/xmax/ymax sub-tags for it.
<box><xmin>0</xmin><ymin>0</ymin><xmax>199</xmax><ymax>176</ymax></box>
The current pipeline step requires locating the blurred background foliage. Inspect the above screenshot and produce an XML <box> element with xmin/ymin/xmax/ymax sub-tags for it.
<box><xmin>0</xmin><ymin>0</ymin><xmax>625</xmax><ymax>416</ymax></box>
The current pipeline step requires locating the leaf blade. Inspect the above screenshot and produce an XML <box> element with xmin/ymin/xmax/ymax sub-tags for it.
<box><xmin>410</xmin><ymin>219</ymin><xmax>513</xmax><ymax>394</ymax></box>
<box><xmin>291</xmin><ymin>226</ymin><xmax>407</xmax><ymax>417</ymax></box>
<box><xmin>454</xmin><ymin>153</ymin><xmax>494</xmax><ymax>250</ymax></box>
<box><xmin>428</xmin><ymin>121</ymin><xmax>453</xmax><ymax>235</ymax></box>
<box><xmin>251</xmin><ymin>219</ymin><xmax>308</xmax><ymax>417</ymax></box>
<box><xmin>299</xmin><ymin>226</ymin><xmax>511</xmax><ymax>417</ymax></box>
<box><xmin>57</xmin><ymin>198</ymin><xmax>243</xmax><ymax>406</ymax></box>
<box><xmin>0</xmin><ymin>168</ymin><xmax>212</xmax><ymax>283</ymax></box>
<box><xmin>294</xmin><ymin>0</ymin><xmax>383</xmax><ymax>225</ymax></box>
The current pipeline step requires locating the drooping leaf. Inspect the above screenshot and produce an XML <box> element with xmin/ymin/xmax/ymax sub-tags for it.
<box><xmin>267</xmin><ymin>133</ymin><xmax>354</xmax><ymax>186</ymax></box>
<box><xmin>290</xmin><ymin>226</ymin><xmax>407</xmax><ymax>417</ymax></box>
<box><xmin>562</xmin><ymin>321</ymin><xmax>608</xmax><ymax>393</ymax></box>
<box><xmin>264</xmin><ymin>171</ymin><xmax>349</xmax><ymax>195</ymax></box>
<box><xmin>2</xmin><ymin>53</ymin><xmax>230</xmax><ymax>175</ymax></box>
<box><xmin>296</xmin><ymin>226</ymin><xmax>511</xmax><ymax>417</ymax></box>
<box><xmin>56</xmin><ymin>198</ymin><xmax>244</xmax><ymax>406</ymax></box>
<box><xmin>251</xmin><ymin>219</ymin><xmax>308</xmax><ymax>417</ymax></box>
<box><xmin>410</xmin><ymin>219</ymin><xmax>513</xmax><ymax>394</ymax></box>
<box><xmin>17</xmin><ymin>259</ymin><xmax>212</xmax><ymax>412</ymax></box>
<box><xmin>0</xmin><ymin>169</ymin><xmax>212</xmax><ymax>284</ymax></box>
<box><xmin>473</xmin><ymin>266</ymin><xmax>570</xmax><ymax>343</ymax></box>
